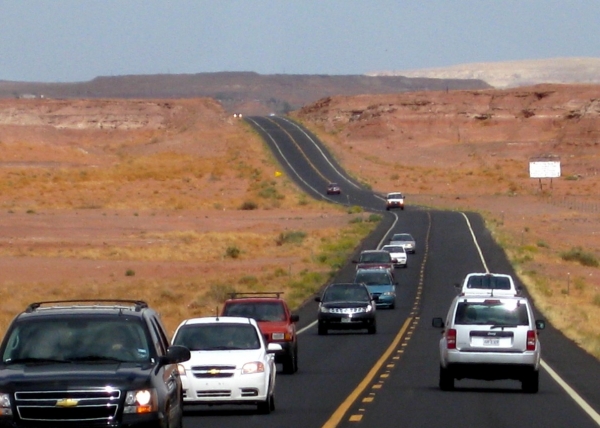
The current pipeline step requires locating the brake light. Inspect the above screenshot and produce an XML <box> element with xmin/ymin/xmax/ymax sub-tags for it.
<box><xmin>446</xmin><ymin>329</ymin><xmax>457</xmax><ymax>349</ymax></box>
<box><xmin>526</xmin><ymin>330</ymin><xmax>537</xmax><ymax>350</ymax></box>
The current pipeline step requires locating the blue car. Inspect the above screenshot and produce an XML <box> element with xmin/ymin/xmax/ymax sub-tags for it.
<box><xmin>355</xmin><ymin>268</ymin><xmax>397</xmax><ymax>309</ymax></box>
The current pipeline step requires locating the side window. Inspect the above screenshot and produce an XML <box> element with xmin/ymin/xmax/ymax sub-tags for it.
<box><xmin>148</xmin><ymin>316</ymin><xmax>168</xmax><ymax>356</ymax></box>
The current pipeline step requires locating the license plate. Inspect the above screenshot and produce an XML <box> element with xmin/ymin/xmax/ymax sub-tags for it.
<box><xmin>483</xmin><ymin>338</ymin><xmax>500</xmax><ymax>346</ymax></box>
<box><xmin>341</xmin><ymin>318</ymin><xmax>352</xmax><ymax>323</ymax></box>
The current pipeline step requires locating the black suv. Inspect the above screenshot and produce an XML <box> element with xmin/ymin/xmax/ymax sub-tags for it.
<box><xmin>0</xmin><ymin>300</ymin><xmax>190</xmax><ymax>428</ymax></box>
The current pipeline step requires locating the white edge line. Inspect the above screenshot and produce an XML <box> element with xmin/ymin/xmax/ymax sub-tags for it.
<box><xmin>461</xmin><ymin>211</ymin><xmax>600</xmax><ymax>425</ymax></box>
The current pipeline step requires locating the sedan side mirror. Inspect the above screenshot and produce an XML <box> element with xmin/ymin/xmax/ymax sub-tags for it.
<box><xmin>290</xmin><ymin>314</ymin><xmax>300</xmax><ymax>323</ymax></box>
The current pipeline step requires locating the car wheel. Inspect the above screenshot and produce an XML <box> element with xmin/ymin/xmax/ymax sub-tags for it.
<box><xmin>318</xmin><ymin>322</ymin><xmax>328</xmax><ymax>335</ymax></box>
<box><xmin>257</xmin><ymin>392</ymin><xmax>274</xmax><ymax>414</ymax></box>
<box><xmin>282</xmin><ymin>347</ymin><xmax>297</xmax><ymax>374</ymax></box>
<box><xmin>522</xmin><ymin>371</ymin><xmax>539</xmax><ymax>393</ymax></box>
<box><xmin>439</xmin><ymin>366</ymin><xmax>454</xmax><ymax>391</ymax></box>
<box><xmin>367</xmin><ymin>323</ymin><xmax>377</xmax><ymax>334</ymax></box>
<box><xmin>389</xmin><ymin>302</ymin><xmax>396</xmax><ymax>310</ymax></box>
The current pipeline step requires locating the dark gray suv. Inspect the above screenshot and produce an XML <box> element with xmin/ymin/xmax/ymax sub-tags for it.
<box><xmin>315</xmin><ymin>283</ymin><xmax>377</xmax><ymax>335</ymax></box>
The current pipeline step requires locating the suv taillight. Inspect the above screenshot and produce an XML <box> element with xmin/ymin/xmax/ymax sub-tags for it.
<box><xmin>446</xmin><ymin>329</ymin><xmax>457</xmax><ymax>349</ymax></box>
<box><xmin>526</xmin><ymin>330</ymin><xmax>537</xmax><ymax>351</ymax></box>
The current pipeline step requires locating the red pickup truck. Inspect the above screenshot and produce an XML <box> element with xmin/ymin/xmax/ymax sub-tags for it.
<box><xmin>353</xmin><ymin>250</ymin><xmax>395</xmax><ymax>272</ymax></box>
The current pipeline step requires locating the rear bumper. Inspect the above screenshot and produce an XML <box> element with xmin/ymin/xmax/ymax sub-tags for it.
<box><xmin>442</xmin><ymin>350</ymin><xmax>540</xmax><ymax>380</ymax></box>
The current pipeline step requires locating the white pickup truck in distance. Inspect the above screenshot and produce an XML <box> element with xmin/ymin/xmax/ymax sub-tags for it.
<box><xmin>457</xmin><ymin>272</ymin><xmax>521</xmax><ymax>296</ymax></box>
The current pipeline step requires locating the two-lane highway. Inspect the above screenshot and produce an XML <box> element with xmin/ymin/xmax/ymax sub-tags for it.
<box><xmin>182</xmin><ymin>116</ymin><xmax>600</xmax><ymax>428</ymax></box>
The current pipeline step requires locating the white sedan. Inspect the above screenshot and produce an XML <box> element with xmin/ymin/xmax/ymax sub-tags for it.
<box><xmin>381</xmin><ymin>244</ymin><xmax>407</xmax><ymax>268</ymax></box>
<box><xmin>171</xmin><ymin>316</ymin><xmax>281</xmax><ymax>414</ymax></box>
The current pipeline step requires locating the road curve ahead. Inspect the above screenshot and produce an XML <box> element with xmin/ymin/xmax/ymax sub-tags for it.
<box><xmin>181</xmin><ymin>116</ymin><xmax>600</xmax><ymax>428</ymax></box>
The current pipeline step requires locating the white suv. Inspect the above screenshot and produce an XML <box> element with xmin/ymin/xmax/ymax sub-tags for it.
<box><xmin>171</xmin><ymin>316</ymin><xmax>281</xmax><ymax>413</ymax></box>
<box><xmin>432</xmin><ymin>295</ymin><xmax>545</xmax><ymax>393</ymax></box>
<box><xmin>457</xmin><ymin>272</ymin><xmax>521</xmax><ymax>296</ymax></box>
<box><xmin>385</xmin><ymin>192</ymin><xmax>405</xmax><ymax>210</ymax></box>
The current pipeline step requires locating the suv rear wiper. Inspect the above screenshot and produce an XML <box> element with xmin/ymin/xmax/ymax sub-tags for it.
<box><xmin>490</xmin><ymin>324</ymin><xmax>519</xmax><ymax>329</ymax></box>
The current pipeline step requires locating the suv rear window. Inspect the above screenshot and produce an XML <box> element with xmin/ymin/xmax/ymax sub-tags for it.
<box><xmin>223</xmin><ymin>301</ymin><xmax>286</xmax><ymax>322</ymax></box>
<box><xmin>466</xmin><ymin>275</ymin><xmax>512</xmax><ymax>290</ymax></box>
<box><xmin>454</xmin><ymin>301</ymin><xmax>529</xmax><ymax>326</ymax></box>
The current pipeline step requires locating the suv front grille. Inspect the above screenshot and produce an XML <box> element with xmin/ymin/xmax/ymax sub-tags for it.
<box><xmin>15</xmin><ymin>388</ymin><xmax>120</xmax><ymax>422</ymax></box>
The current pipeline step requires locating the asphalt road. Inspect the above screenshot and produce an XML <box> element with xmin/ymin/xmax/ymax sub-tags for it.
<box><xmin>181</xmin><ymin>116</ymin><xmax>600</xmax><ymax>428</ymax></box>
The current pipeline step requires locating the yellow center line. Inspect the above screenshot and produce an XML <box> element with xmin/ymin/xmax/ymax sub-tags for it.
<box><xmin>321</xmin><ymin>316</ymin><xmax>413</xmax><ymax>428</ymax></box>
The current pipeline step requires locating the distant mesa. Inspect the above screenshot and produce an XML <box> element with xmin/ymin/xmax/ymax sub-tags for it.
<box><xmin>367</xmin><ymin>57</ymin><xmax>600</xmax><ymax>89</ymax></box>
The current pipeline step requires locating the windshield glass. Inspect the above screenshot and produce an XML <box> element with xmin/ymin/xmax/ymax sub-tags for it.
<box><xmin>173</xmin><ymin>323</ymin><xmax>260</xmax><ymax>351</ymax></box>
<box><xmin>2</xmin><ymin>317</ymin><xmax>151</xmax><ymax>364</ymax></box>
<box><xmin>360</xmin><ymin>252</ymin><xmax>391</xmax><ymax>263</ymax></box>
<box><xmin>454</xmin><ymin>302</ymin><xmax>529</xmax><ymax>326</ymax></box>
<box><xmin>356</xmin><ymin>271</ymin><xmax>392</xmax><ymax>285</ymax></box>
<box><xmin>323</xmin><ymin>284</ymin><xmax>370</xmax><ymax>302</ymax></box>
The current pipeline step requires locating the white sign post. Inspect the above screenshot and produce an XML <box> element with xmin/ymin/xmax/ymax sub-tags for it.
<box><xmin>529</xmin><ymin>157</ymin><xmax>561</xmax><ymax>191</ymax></box>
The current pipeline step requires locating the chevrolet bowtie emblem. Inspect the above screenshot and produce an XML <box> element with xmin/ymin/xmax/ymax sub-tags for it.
<box><xmin>209</xmin><ymin>369</ymin><xmax>221</xmax><ymax>375</ymax></box>
<box><xmin>56</xmin><ymin>399</ymin><xmax>79</xmax><ymax>407</ymax></box>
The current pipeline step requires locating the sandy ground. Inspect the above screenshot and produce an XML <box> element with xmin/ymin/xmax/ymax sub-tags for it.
<box><xmin>0</xmin><ymin>87</ymin><xmax>599</xmax><ymax>355</ymax></box>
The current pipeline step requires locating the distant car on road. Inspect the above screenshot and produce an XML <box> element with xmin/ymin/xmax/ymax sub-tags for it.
<box><xmin>355</xmin><ymin>268</ymin><xmax>397</xmax><ymax>309</ymax></box>
<box><xmin>326</xmin><ymin>182</ymin><xmax>341</xmax><ymax>195</ymax></box>
<box><xmin>353</xmin><ymin>249</ymin><xmax>395</xmax><ymax>272</ymax></box>
<box><xmin>457</xmin><ymin>272</ymin><xmax>521</xmax><ymax>296</ymax></box>
<box><xmin>381</xmin><ymin>244</ymin><xmax>408</xmax><ymax>268</ymax></box>
<box><xmin>385</xmin><ymin>192</ymin><xmax>405</xmax><ymax>210</ymax></box>
<box><xmin>389</xmin><ymin>233</ymin><xmax>416</xmax><ymax>254</ymax></box>
<box><xmin>315</xmin><ymin>282</ymin><xmax>377</xmax><ymax>335</ymax></box>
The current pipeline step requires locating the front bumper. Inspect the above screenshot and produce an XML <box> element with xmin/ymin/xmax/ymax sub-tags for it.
<box><xmin>318</xmin><ymin>312</ymin><xmax>375</xmax><ymax>330</ymax></box>
<box><xmin>180</xmin><ymin>373</ymin><xmax>269</xmax><ymax>405</ymax></box>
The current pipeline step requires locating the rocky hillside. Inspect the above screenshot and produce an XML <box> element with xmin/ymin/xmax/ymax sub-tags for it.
<box><xmin>0</xmin><ymin>72</ymin><xmax>490</xmax><ymax>116</ymax></box>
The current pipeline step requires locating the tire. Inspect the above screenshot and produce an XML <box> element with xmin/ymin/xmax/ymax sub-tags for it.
<box><xmin>522</xmin><ymin>371</ymin><xmax>539</xmax><ymax>393</ymax></box>
<box><xmin>439</xmin><ymin>366</ymin><xmax>454</xmax><ymax>391</ymax></box>
<box><xmin>257</xmin><ymin>392</ymin><xmax>274</xmax><ymax>414</ymax></box>
<box><xmin>318</xmin><ymin>322</ymin><xmax>328</xmax><ymax>335</ymax></box>
<box><xmin>367</xmin><ymin>322</ymin><xmax>377</xmax><ymax>334</ymax></box>
<box><xmin>282</xmin><ymin>346</ymin><xmax>298</xmax><ymax>374</ymax></box>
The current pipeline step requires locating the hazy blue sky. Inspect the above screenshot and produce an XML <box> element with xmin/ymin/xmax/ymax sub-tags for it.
<box><xmin>1</xmin><ymin>0</ymin><xmax>599</xmax><ymax>82</ymax></box>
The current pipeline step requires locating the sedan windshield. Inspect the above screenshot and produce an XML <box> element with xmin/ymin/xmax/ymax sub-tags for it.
<box><xmin>173</xmin><ymin>324</ymin><xmax>260</xmax><ymax>351</ymax></box>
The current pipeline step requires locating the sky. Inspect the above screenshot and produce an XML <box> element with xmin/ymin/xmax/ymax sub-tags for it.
<box><xmin>1</xmin><ymin>0</ymin><xmax>599</xmax><ymax>83</ymax></box>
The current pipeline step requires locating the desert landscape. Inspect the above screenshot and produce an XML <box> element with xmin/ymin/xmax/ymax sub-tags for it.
<box><xmin>0</xmin><ymin>83</ymin><xmax>599</xmax><ymax>360</ymax></box>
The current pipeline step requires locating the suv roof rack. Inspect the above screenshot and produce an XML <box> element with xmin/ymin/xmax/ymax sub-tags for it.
<box><xmin>26</xmin><ymin>299</ymin><xmax>149</xmax><ymax>313</ymax></box>
<box><xmin>228</xmin><ymin>291</ymin><xmax>283</xmax><ymax>299</ymax></box>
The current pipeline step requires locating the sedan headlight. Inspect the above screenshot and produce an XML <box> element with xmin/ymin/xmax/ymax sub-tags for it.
<box><xmin>0</xmin><ymin>393</ymin><xmax>12</xmax><ymax>416</ymax></box>
<box><xmin>366</xmin><ymin>304</ymin><xmax>373</xmax><ymax>312</ymax></box>
<box><xmin>242</xmin><ymin>362</ymin><xmax>265</xmax><ymax>374</ymax></box>
<box><xmin>320</xmin><ymin>306</ymin><xmax>331</xmax><ymax>313</ymax></box>
<box><xmin>124</xmin><ymin>388</ymin><xmax>157</xmax><ymax>414</ymax></box>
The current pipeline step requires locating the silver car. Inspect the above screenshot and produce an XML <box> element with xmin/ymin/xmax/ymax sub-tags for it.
<box><xmin>389</xmin><ymin>233</ymin><xmax>416</xmax><ymax>254</ymax></box>
<box><xmin>432</xmin><ymin>295</ymin><xmax>545</xmax><ymax>393</ymax></box>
